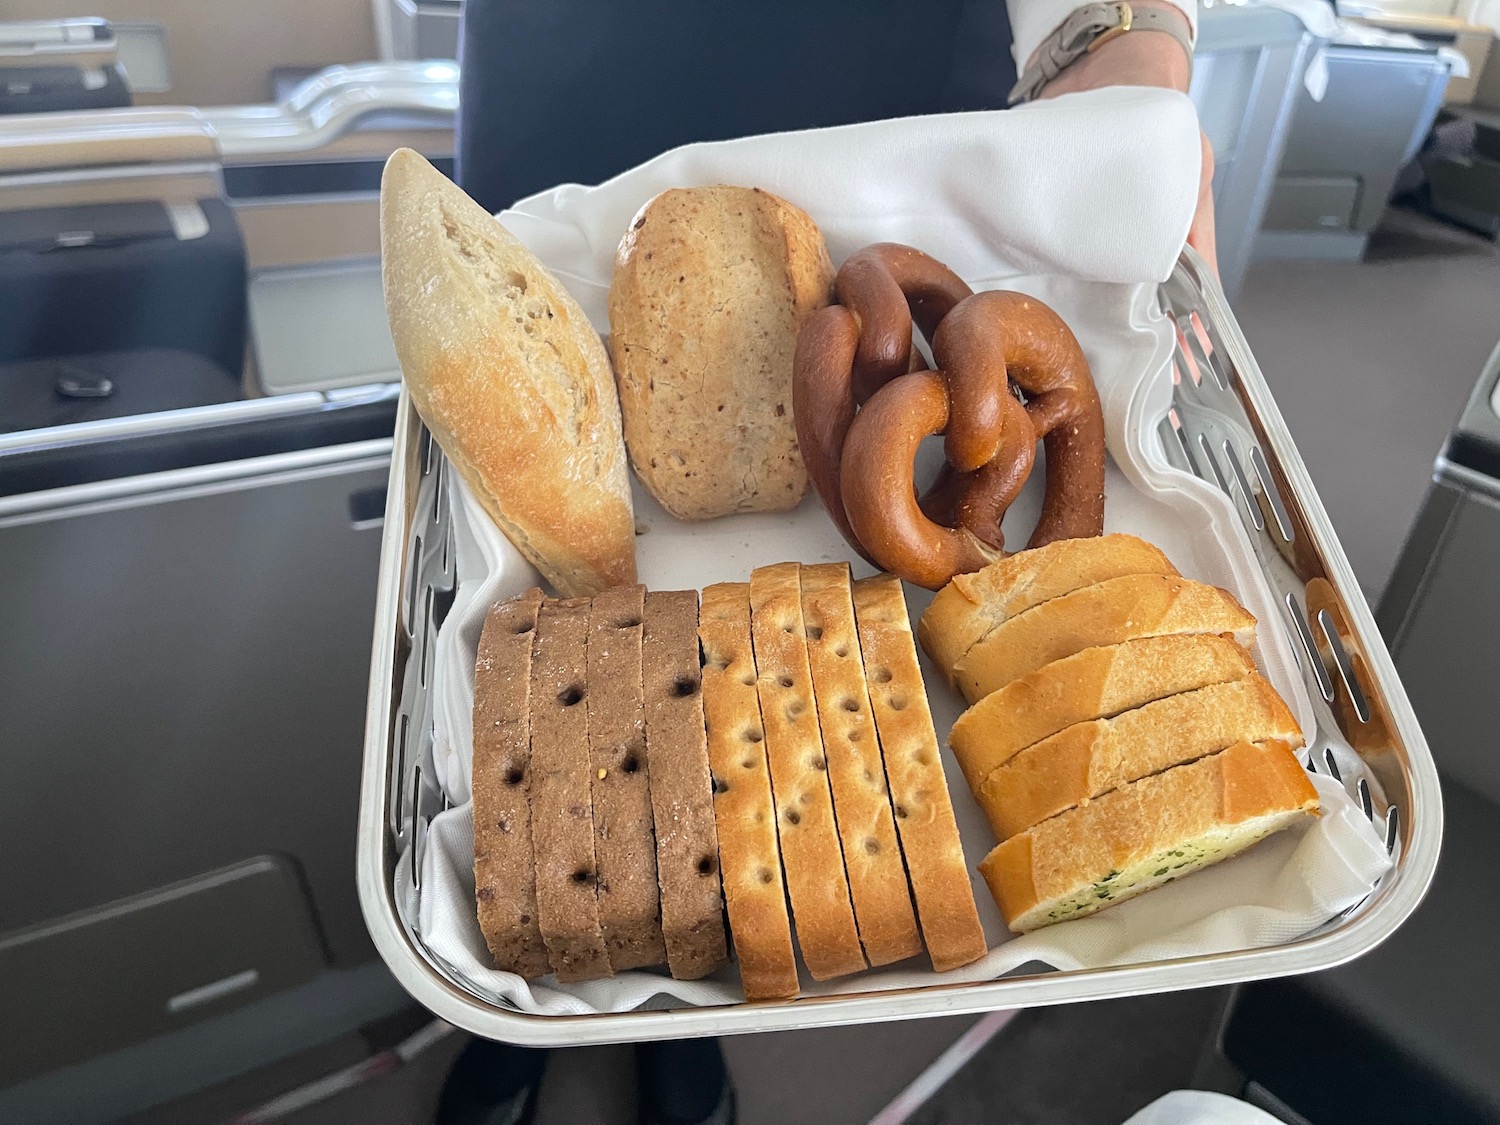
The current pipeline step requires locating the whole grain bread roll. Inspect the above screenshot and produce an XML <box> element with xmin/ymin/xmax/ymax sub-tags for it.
<box><xmin>381</xmin><ymin>148</ymin><xmax>635</xmax><ymax>596</ymax></box>
<box><xmin>608</xmin><ymin>186</ymin><xmax>834</xmax><ymax>520</ymax></box>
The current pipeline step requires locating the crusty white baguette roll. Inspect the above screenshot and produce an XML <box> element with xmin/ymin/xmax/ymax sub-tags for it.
<box><xmin>979</xmin><ymin>739</ymin><xmax>1319</xmax><ymax>933</ymax></box>
<box><xmin>800</xmin><ymin>564</ymin><xmax>921</xmax><ymax>968</ymax></box>
<box><xmin>700</xmin><ymin>582</ymin><xmax>800</xmax><ymax>1001</ymax></box>
<box><xmin>948</xmin><ymin>634</ymin><xmax>1256</xmax><ymax>794</ymax></box>
<box><xmin>608</xmin><ymin>186</ymin><xmax>833</xmax><ymax>520</ymax></box>
<box><xmin>978</xmin><ymin>675</ymin><xmax>1303</xmax><ymax>840</ymax></box>
<box><xmin>952</xmin><ymin>573</ymin><xmax>1257</xmax><ymax>703</ymax></box>
<box><xmin>381</xmin><ymin>148</ymin><xmax>635</xmax><ymax>596</ymax></box>
<box><xmin>750</xmin><ymin>563</ymin><xmax>866</xmax><ymax>981</ymax></box>
<box><xmin>852</xmin><ymin>575</ymin><xmax>988</xmax><ymax>973</ymax></box>
<box><xmin>918</xmin><ymin>535</ymin><xmax>1178</xmax><ymax>689</ymax></box>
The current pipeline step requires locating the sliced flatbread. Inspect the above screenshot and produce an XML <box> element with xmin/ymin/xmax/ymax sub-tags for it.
<box><xmin>750</xmin><ymin>563</ymin><xmax>866</xmax><ymax>981</ymax></box>
<box><xmin>801</xmin><ymin>563</ymin><xmax>921</xmax><ymax>968</ymax></box>
<box><xmin>700</xmin><ymin>582</ymin><xmax>799</xmax><ymax>1001</ymax></box>
<box><xmin>852</xmin><ymin>574</ymin><xmax>988</xmax><ymax>973</ymax></box>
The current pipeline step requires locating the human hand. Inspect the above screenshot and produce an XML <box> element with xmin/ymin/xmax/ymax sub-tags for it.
<box><xmin>1034</xmin><ymin>1</ymin><xmax>1218</xmax><ymax>275</ymax></box>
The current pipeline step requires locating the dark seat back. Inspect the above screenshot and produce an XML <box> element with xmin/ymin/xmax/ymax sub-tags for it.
<box><xmin>456</xmin><ymin>0</ymin><xmax>1017</xmax><ymax>213</ymax></box>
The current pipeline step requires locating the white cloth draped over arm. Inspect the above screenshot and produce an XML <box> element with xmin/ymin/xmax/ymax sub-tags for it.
<box><xmin>1006</xmin><ymin>0</ymin><xmax>1199</xmax><ymax>73</ymax></box>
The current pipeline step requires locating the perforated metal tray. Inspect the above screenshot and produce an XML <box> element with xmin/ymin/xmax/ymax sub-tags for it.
<box><xmin>356</xmin><ymin>249</ymin><xmax>1442</xmax><ymax>1045</ymax></box>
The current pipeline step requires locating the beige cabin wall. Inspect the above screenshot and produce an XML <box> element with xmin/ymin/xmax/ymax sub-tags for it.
<box><xmin>9</xmin><ymin>0</ymin><xmax>378</xmax><ymax>105</ymax></box>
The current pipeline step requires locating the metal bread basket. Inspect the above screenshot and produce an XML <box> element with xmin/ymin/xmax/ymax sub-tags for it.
<box><xmin>356</xmin><ymin>249</ymin><xmax>1442</xmax><ymax>1045</ymax></box>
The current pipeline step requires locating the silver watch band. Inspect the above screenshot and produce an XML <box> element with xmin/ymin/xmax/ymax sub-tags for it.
<box><xmin>1008</xmin><ymin>1</ymin><xmax>1194</xmax><ymax>105</ymax></box>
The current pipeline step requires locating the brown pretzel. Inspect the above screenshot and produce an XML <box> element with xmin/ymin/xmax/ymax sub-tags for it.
<box><xmin>793</xmin><ymin>303</ymin><xmax>871</xmax><ymax>562</ymax></box>
<box><xmin>840</xmin><ymin>371</ymin><xmax>1002</xmax><ymax>590</ymax></box>
<box><xmin>919</xmin><ymin>387</ymin><xmax>1037</xmax><ymax>548</ymax></box>
<box><xmin>796</xmin><ymin>244</ymin><xmax>1003</xmax><ymax>544</ymax></box>
<box><xmin>835</xmin><ymin>243</ymin><xmax>972</xmax><ymax>404</ymax></box>
<box><xmin>793</xmin><ymin>242</ymin><xmax>1106</xmax><ymax>589</ymax></box>
<box><xmin>931</xmin><ymin>291</ymin><xmax>1106</xmax><ymax>547</ymax></box>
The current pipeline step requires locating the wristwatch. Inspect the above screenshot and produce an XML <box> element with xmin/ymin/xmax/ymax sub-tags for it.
<box><xmin>1009</xmin><ymin>1</ymin><xmax>1194</xmax><ymax>105</ymax></box>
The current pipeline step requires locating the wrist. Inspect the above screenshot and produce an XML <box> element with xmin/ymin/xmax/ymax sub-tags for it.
<box><xmin>1039</xmin><ymin>15</ymin><xmax>1193</xmax><ymax>100</ymax></box>
<box><xmin>1018</xmin><ymin>1</ymin><xmax>1195</xmax><ymax>103</ymax></box>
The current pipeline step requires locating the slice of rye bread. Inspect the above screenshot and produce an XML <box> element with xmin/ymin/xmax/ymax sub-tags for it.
<box><xmin>977</xmin><ymin>675</ymin><xmax>1304</xmax><ymax>840</ymax></box>
<box><xmin>919</xmin><ymin>535</ymin><xmax>1178</xmax><ymax>688</ymax></box>
<box><xmin>585</xmin><ymin>584</ymin><xmax>667</xmax><ymax>971</ymax></box>
<box><xmin>749</xmin><ymin>563</ymin><xmax>866</xmax><ymax>980</ymax></box>
<box><xmin>951</xmin><ymin>573</ymin><xmax>1258</xmax><ymax>703</ymax></box>
<box><xmin>800</xmin><ymin>564</ymin><xmax>921</xmax><ymax>967</ymax></box>
<box><xmin>529</xmin><ymin>597</ymin><xmax>612</xmax><ymax>982</ymax></box>
<box><xmin>852</xmin><ymin>574</ymin><xmax>988</xmax><ymax>973</ymax></box>
<box><xmin>947</xmin><ymin>634</ymin><xmax>1256</xmax><ymax>793</ymax></box>
<box><xmin>642</xmin><ymin>589</ymin><xmax>729</xmax><ymax>980</ymax></box>
<box><xmin>979</xmin><ymin>739</ymin><xmax>1320</xmax><ymax>932</ymax></box>
<box><xmin>472</xmin><ymin>587</ymin><xmax>552</xmax><ymax>979</ymax></box>
<box><xmin>700</xmin><ymin>582</ymin><xmax>799</xmax><ymax>1001</ymax></box>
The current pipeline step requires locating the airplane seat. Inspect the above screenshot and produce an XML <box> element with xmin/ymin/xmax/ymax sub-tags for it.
<box><xmin>0</xmin><ymin>19</ymin><xmax>132</xmax><ymax>115</ymax></box>
<box><xmin>454</xmin><ymin>0</ymin><xmax>1020</xmax><ymax>214</ymax></box>
<box><xmin>0</xmin><ymin>107</ymin><xmax>247</xmax><ymax>431</ymax></box>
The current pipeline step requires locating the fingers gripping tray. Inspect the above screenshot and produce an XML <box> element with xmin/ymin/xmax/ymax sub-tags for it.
<box><xmin>355</xmin><ymin>245</ymin><xmax>1440</xmax><ymax>1043</ymax></box>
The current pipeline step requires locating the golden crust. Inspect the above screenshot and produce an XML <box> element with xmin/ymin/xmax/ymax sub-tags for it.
<box><xmin>381</xmin><ymin>148</ymin><xmax>634</xmax><ymax>596</ymax></box>
<box><xmin>918</xmin><ymin>535</ymin><xmax>1178</xmax><ymax>687</ymax></box>
<box><xmin>977</xmin><ymin>676</ymin><xmax>1303</xmax><ymax>840</ymax></box>
<box><xmin>980</xmin><ymin>740</ymin><xmax>1319</xmax><ymax>932</ymax></box>
<box><xmin>952</xmin><ymin>573</ymin><xmax>1257</xmax><ymax>703</ymax></box>
<box><xmin>948</xmin><ymin>634</ymin><xmax>1256</xmax><ymax>793</ymax></box>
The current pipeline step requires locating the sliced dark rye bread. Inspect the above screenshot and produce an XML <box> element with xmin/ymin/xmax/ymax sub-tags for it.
<box><xmin>472</xmin><ymin>587</ymin><xmax>551</xmax><ymax>979</ymax></box>
<box><xmin>586</xmin><ymin>584</ymin><xmax>667</xmax><ymax>971</ymax></box>
<box><xmin>529</xmin><ymin>597</ymin><xmax>612</xmax><ymax>982</ymax></box>
<box><xmin>642</xmin><ymin>589</ymin><xmax>729</xmax><ymax>980</ymax></box>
